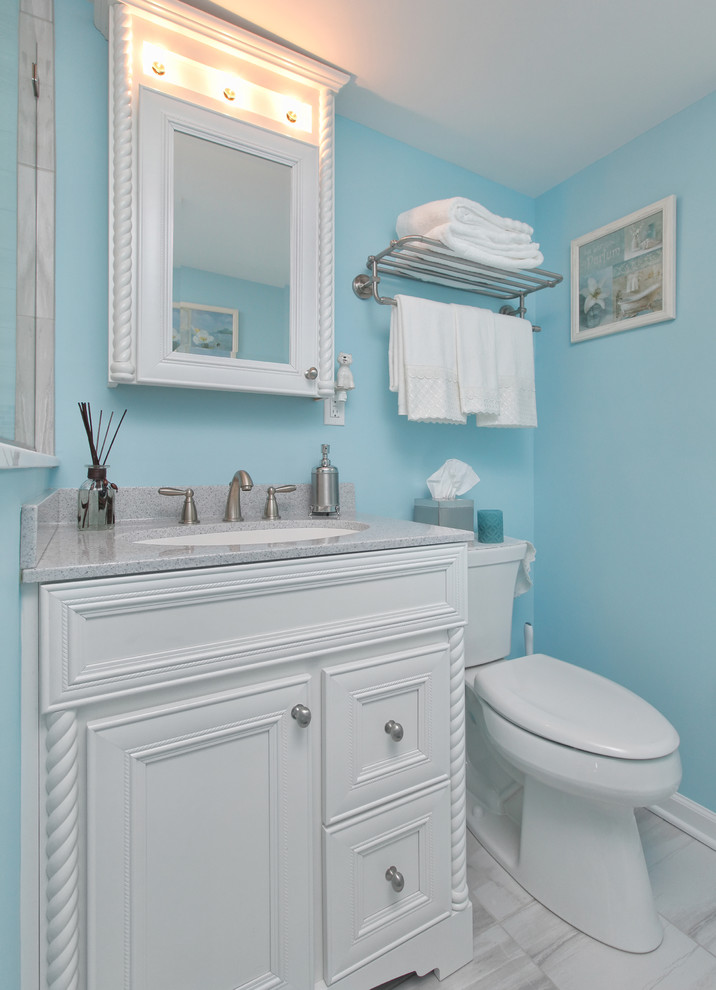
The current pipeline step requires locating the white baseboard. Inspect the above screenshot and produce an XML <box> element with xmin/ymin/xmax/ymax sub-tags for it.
<box><xmin>649</xmin><ymin>793</ymin><xmax>716</xmax><ymax>852</ymax></box>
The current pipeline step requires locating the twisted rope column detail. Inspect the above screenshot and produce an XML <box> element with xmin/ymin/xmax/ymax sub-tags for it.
<box><xmin>448</xmin><ymin>625</ymin><xmax>469</xmax><ymax>911</ymax></box>
<box><xmin>45</xmin><ymin>709</ymin><xmax>80</xmax><ymax>990</ymax></box>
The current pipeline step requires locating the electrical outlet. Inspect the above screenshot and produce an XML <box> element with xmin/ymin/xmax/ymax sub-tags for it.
<box><xmin>323</xmin><ymin>396</ymin><xmax>345</xmax><ymax>426</ymax></box>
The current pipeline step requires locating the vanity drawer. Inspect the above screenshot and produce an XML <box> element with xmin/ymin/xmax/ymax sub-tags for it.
<box><xmin>323</xmin><ymin>782</ymin><xmax>451</xmax><ymax>984</ymax></box>
<box><xmin>322</xmin><ymin>644</ymin><xmax>451</xmax><ymax>823</ymax></box>
<box><xmin>38</xmin><ymin>546</ymin><xmax>465</xmax><ymax>707</ymax></box>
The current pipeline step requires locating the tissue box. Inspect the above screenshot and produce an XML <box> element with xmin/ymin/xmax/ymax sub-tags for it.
<box><xmin>414</xmin><ymin>498</ymin><xmax>474</xmax><ymax>531</ymax></box>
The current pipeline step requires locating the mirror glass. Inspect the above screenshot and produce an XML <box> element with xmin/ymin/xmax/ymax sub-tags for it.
<box><xmin>172</xmin><ymin>132</ymin><xmax>291</xmax><ymax>365</ymax></box>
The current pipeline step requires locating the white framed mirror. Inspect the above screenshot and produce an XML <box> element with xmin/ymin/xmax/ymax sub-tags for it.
<box><xmin>137</xmin><ymin>89</ymin><xmax>318</xmax><ymax>393</ymax></box>
<box><xmin>101</xmin><ymin>0</ymin><xmax>347</xmax><ymax>398</ymax></box>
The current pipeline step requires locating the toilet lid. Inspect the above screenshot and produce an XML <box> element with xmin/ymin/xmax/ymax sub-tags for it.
<box><xmin>471</xmin><ymin>654</ymin><xmax>680</xmax><ymax>759</ymax></box>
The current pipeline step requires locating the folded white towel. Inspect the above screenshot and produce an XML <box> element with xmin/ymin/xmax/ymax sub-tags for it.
<box><xmin>448</xmin><ymin>222</ymin><xmax>539</xmax><ymax>256</ymax></box>
<box><xmin>389</xmin><ymin>295</ymin><xmax>466</xmax><ymax>423</ymax></box>
<box><xmin>475</xmin><ymin>314</ymin><xmax>537</xmax><ymax>428</ymax></box>
<box><xmin>452</xmin><ymin>304</ymin><xmax>500</xmax><ymax>415</ymax></box>
<box><xmin>397</xmin><ymin>197</ymin><xmax>533</xmax><ymax>239</ymax></box>
<box><xmin>447</xmin><ymin>222</ymin><xmax>532</xmax><ymax>249</ymax></box>
<box><xmin>427</xmin><ymin>223</ymin><xmax>544</xmax><ymax>270</ymax></box>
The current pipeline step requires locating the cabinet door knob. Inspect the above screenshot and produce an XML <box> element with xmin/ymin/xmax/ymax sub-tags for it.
<box><xmin>385</xmin><ymin>866</ymin><xmax>405</xmax><ymax>892</ymax></box>
<box><xmin>291</xmin><ymin>704</ymin><xmax>312</xmax><ymax>728</ymax></box>
<box><xmin>384</xmin><ymin>720</ymin><xmax>404</xmax><ymax>742</ymax></box>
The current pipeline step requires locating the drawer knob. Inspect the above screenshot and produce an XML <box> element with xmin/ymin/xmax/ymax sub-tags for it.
<box><xmin>385</xmin><ymin>866</ymin><xmax>405</xmax><ymax>892</ymax></box>
<box><xmin>384</xmin><ymin>720</ymin><xmax>404</xmax><ymax>742</ymax></box>
<box><xmin>291</xmin><ymin>704</ymin><xmax>312</xmax><ymax>728</ymax></box>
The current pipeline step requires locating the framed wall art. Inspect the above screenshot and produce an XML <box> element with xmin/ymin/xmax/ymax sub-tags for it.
<box><xmin>571</xmin><ymin>195</ymin><xmax>676</xmax><ymax>342</ymax></box>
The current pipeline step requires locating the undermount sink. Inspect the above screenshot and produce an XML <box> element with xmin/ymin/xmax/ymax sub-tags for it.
<box><xmin>134</xmin><ymin>522</ymin><xmax>368</xmax><ymax>548</ymax></box>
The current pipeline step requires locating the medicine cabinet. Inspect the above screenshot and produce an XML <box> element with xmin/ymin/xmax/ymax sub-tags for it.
<box><xmin>94</xmin><ymin>0</ymin><xmax>348</xmax><ymax>397</ymax></box>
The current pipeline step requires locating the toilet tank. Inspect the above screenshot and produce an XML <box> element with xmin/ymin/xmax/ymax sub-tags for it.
<box><xmin>466</xmin><ymin>540</ymin><xmax>529</xmax><ymax>666</ymax></box>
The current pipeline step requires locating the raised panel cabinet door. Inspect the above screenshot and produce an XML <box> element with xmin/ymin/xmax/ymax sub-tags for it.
<box><xmin>85</xmin><ymin>674</ymin><xmax>314</xmax><ymax>990</ymax></box>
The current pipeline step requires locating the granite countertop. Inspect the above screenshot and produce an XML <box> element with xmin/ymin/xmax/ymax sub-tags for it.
<box><xmin>21</xmin><ymin>484</ymin><xmax>473</xmax><ymax>583</ymax></box>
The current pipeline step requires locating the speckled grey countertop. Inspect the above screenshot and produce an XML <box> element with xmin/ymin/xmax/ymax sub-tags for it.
<box><xmin>21</xmin><ymin>484</ymin><xmax>473</xmax><ymax>583</ymax></box>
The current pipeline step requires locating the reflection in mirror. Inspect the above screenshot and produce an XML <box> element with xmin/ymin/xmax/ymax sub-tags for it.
<box><xmin>172</xmin><ymin>133</ymin><xmax>291</xmax><ymax>365</ymax></box>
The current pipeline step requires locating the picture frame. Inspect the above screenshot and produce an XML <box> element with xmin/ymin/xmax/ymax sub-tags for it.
<box><xmin>172</xmin><ymin>302</ymin><xmax>239</xmax><ymax>358</ymax></box>
<box><xmin>571</xmin><ymin>195</ymin><xmax>676</xmax><ymax>342</ymax></box>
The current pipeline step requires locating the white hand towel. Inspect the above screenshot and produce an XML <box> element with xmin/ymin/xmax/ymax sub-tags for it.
<box><xmin>453</xmin><ymin>304</ymin><xmax>500</xmax><ymax>415</ymax></box>
<box><xmin>397</xmin><ymin>197</ymin><xmax>533</xmax><ymax>239</ymax></box>
<box><xmin>389</xmin><ymin>295</ymin><xmax>465</xmax><ymax>423</ymax></box>
<box><xmin>514</xmin><ymin>540</ymin><xmax>536</xmax><ymax>597</ymax></box>
<box><xmin>475</xmin><ymin>314</ymin><xmax>537</xmax><ymax>428</ymax></box>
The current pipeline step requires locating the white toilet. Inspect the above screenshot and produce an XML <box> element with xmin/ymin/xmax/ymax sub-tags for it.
<box><xmin>464</xmin><ymin>539</ymin><xmax>681</xmax><ymax>953</ymax></box>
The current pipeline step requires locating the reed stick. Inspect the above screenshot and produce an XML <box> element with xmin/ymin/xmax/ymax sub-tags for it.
<box><xmin>78</xmin><ymin>402</ymin><xmax>126</xmax><ymax>466</ymax></box>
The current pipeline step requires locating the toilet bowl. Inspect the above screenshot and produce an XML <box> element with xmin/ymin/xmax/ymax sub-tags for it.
<box><xmin>464</xmin><ymin>541</ymin><xmax>681</xmax><ymax>953</ymax></box>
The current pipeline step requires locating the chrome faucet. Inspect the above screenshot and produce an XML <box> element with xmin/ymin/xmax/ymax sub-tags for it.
<box><xmin>223</xmin><ymin>470</ymin><xmax>253</xmax><ymax>522</ymax></box>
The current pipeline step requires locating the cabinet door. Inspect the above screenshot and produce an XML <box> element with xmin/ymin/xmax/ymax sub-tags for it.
<box><xmin>86</xmin><ymin>675</ymin><xmax>313</xmax><ymax>990</ymax></box>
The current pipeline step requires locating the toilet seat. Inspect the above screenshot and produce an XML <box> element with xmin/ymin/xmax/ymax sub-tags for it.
<box><xmin>470</xmin><ymin>653</ymin><xmax>680</xmax><ymax>760</ymax></box>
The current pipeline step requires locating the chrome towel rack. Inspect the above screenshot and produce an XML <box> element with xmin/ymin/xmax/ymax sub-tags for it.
<box><xmin>352</xmin><ymin>235</ymin><xmax>563</xmax><ymax>332</ymax></box>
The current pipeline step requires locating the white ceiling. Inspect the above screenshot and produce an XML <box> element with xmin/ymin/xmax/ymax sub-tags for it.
<box><xmin>191</xmin><ymin>0</ymin><xmax>716</xmax><ymax>196</ymax></box>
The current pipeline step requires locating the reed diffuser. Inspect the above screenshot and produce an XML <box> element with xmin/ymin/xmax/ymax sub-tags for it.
<box><xmin>77</xmin><ymin>402</ymin><xmax>126</xmax><ymax>530</ymax></box>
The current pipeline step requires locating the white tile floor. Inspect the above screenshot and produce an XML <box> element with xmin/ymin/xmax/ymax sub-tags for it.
<box><xmin>400</xmin><ymin>810</ymin><xmax>716</xmax><ymax>990</ymax></box>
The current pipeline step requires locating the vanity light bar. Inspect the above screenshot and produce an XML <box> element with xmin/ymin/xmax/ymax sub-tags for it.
<box><xmin>142</xmin><ymin>43</ymin><xmax>312</xmax><ymax>132</ymax></box>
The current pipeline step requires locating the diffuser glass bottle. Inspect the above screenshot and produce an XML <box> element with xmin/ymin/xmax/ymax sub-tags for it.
<box><xmin>77</xmin><ymin>465</ymin><xmax>116</xmax><ymax>530</ymax></box>
<box><xmin>77</xmin><ymin>401</ymin><xmax>126</xmax><ymax>531</ymax></box>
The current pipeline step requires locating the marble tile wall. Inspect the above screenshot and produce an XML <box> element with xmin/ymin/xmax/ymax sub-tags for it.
<box><xmin>15</xmin><ymin>0</ymin><xmax>54</xmax><ymax>453</ymax></box>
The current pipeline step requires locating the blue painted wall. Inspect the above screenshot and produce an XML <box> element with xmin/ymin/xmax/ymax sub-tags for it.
<box><xmin>534</xmin><ymin>91</ymin><xmax>716</xmax><ymax>810</ymax></box>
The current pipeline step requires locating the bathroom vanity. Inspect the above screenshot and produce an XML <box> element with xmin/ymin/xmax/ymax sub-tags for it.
<box><xmin>20</xmin><ymin>494</ymin><xmax>473</xmax><ymax>990</ymax></box>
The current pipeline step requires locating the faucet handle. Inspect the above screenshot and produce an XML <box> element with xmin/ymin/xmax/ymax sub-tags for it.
<box><xmin>263</xmin><ymin>485</ymin><xmax>297</xmax><ymax>521</ymax></box>
<box><xmin>158</xmin><ymin>487</ymin><xmax>199</xmax><ymax>525</ymax></box>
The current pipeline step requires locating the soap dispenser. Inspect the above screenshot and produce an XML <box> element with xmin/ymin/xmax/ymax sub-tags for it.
<box><xmin>311</xmin><ymin>443</ymin><xmax>340</xmax><ymax>515</ymax></box>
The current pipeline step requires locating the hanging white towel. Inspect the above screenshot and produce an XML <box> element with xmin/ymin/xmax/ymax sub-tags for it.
<box><xmin>514</xmin><ymin>540</ymin><xmax>536</xmax><ymax>597</ymax></box>
<box><xmin>389</xmin><ymin>295</ymin><xmax>465</xmax><ymax>423</ymax></box>
<box><xmin>453</xmin><ymin>304</ymin><xmax>500</xmax><ymax>415</ymax></box>
<box><xmin>475</xmin><ymin>314</ymin><xmax>537</xmax><ymax>428</ymax></box>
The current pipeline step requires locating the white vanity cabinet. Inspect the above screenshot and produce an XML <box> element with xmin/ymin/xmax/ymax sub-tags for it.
<box><xmin>26</xmin><ymin>543</ymin><xmax>472</xmax><ymax>990</ymax></box>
